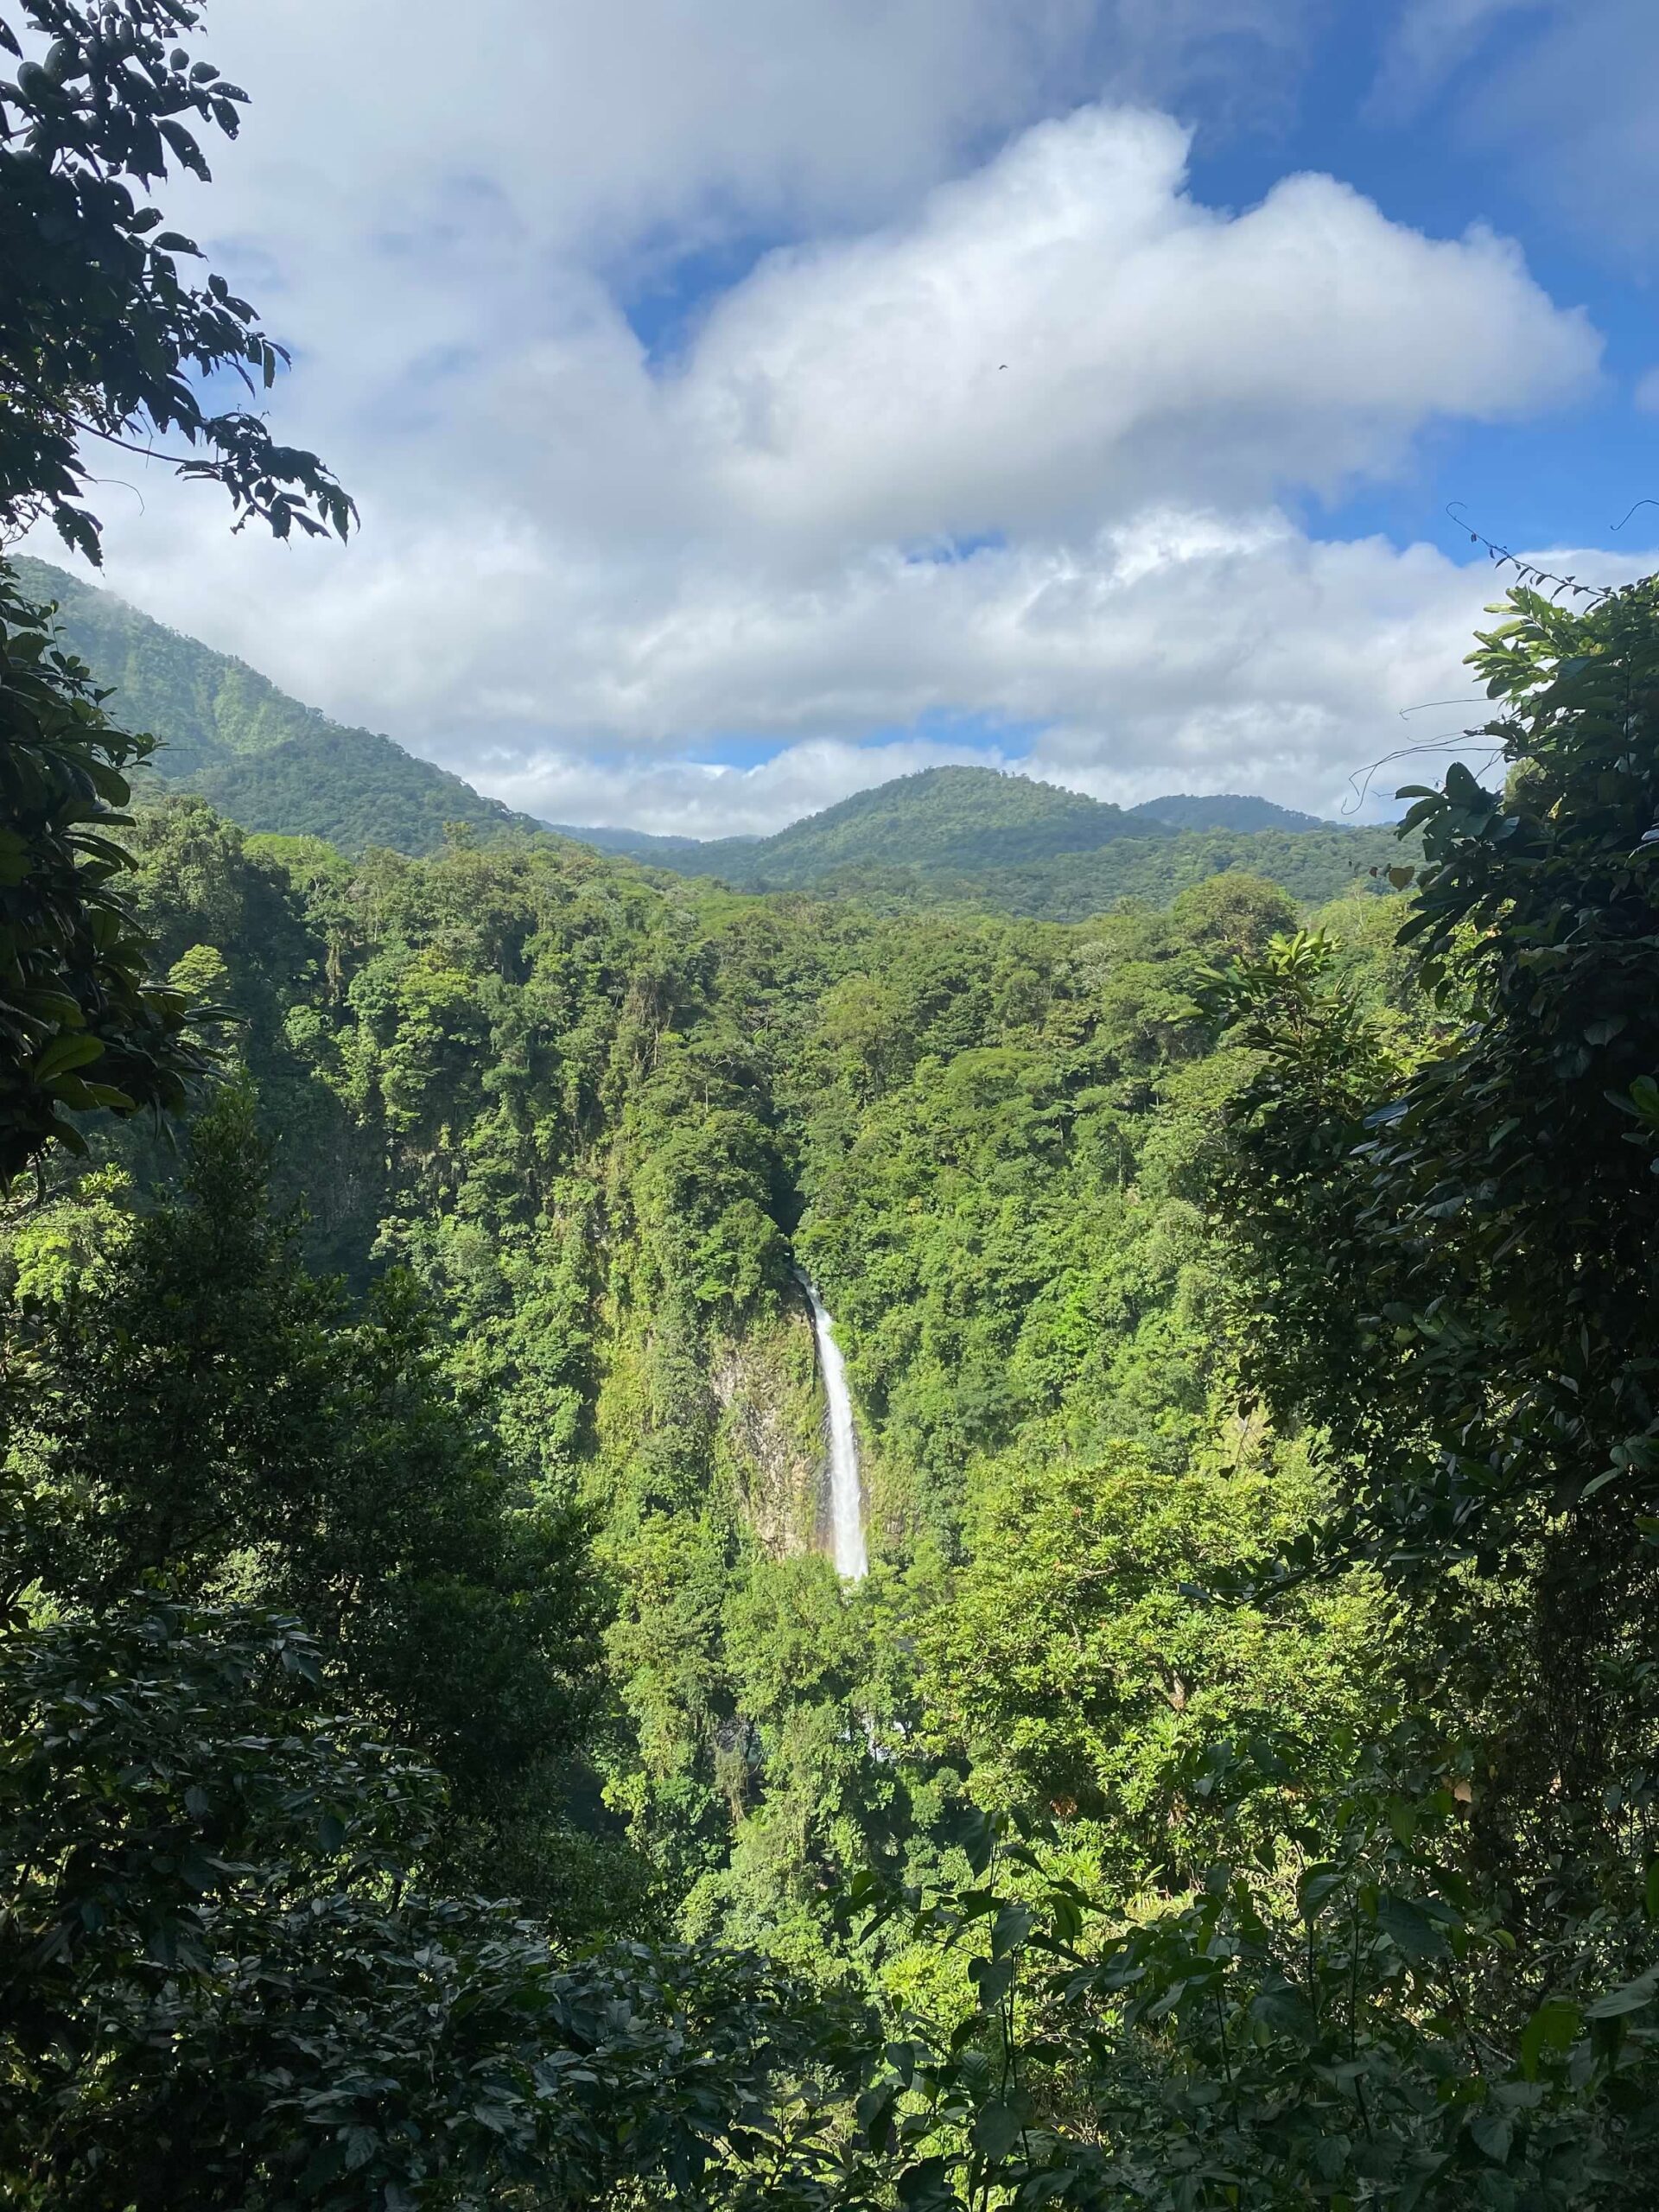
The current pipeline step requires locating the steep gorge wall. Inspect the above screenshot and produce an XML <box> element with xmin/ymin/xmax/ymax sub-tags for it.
<box><xmin>712</xmin><ymin>1296</ymin><xmax>828</xmax><ymax>1561</ymax></box>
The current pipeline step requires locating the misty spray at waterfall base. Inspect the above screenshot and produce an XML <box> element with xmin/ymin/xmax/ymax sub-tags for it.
<box><xmin>795</xmin><ymin>1270</ymin><xmax>868</xmax><ymax>1581</ymax></box>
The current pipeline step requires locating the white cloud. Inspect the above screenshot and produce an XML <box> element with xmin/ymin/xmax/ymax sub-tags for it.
<box><xmin>499</xmin><ymin>738</ymin><xmax>1008</xmax><ymax>841</ymax></box>
<box><xmin>153</xmin><ymin>94</ymin><xmax>1598</xmax><ymax>554</ymax></box>
<box><xmin>674</xmin><ymin>106</ymin><xmax>1594</xmax><ymax>544</ymax></box>
<box><xmin>96</xmin><ymin>504</ymin><xmax>1648</xmax><ymax>836</ymax></box>
<box><xmin>479</xmin><ymin>516</ymin><xmax>1654</xmax><ymax>836</ymax></box>
<box><xmin>176</xmin><ymin>0</ymin><xmax>1100</xmax><ymax>292</ymax></box>
<box><xmin>182</xmin><ymin>0</ymin><xmax>1340</xmax><ymax>283</ymax></box>
<box><xmin>29</xmin><ymin>16</ymin><xmax>1613</xmax><ymax>836</ymax></box>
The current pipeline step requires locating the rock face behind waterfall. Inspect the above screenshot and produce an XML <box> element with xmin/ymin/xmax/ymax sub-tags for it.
<box><xmin>795</xmin><ymin>1270</ymin><xmax>868</xmax><ymax>1580</ymax></box>
<box><xmin>628</xmin><ymin>1287</ymin><xmax>868</xmax><ymax>1576</ymax></box>
<box><xmin>709</xmin><ymin>1313</ymin><xmax>824</xmax><ymax>1558</ymax></box>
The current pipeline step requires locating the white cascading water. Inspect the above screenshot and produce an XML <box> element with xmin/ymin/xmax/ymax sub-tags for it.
<box><xmin>795</xmin><ymin>1269</ymin><xmax>868</xmax><ymax>1581</ymax></box>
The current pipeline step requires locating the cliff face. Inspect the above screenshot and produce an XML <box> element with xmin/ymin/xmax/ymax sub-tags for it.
<box><xmin>712</xmin><ymin>1299</ymin><xmax>828</xmax><ymax>1561</ymax></box>
<box><xmin>588</xmin><ymin>1279</ymin><xmax>841</xmax><ymax>1566</ymax></box>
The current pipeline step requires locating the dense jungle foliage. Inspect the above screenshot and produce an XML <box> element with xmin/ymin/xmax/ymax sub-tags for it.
<box><xmin>4</xmin><ymin>3</ymin><xmax>1658</xmax><ymax>2206</ymax></box>
<box><xmin>7</xmin><ymin>606</ymin><xmax>1659</xmax><ymax>2202</ymax></box>
<box><xmin>821</xmin><ymin>817</ymin><xmax>1409</xmax><ymax>924</ymax></box>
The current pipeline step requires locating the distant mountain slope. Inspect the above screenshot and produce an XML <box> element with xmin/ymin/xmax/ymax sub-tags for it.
<box><xmin>1129</xmin><ymin>792</ymin><xmax>1327</xmax><ymax>833</ymax></box>
<box><xmin>543</xmin><ymin>821</ymin><xmax>727</xmax><ymax>859</ymax></box>
<box><xmin>748</xmin><ymin>766</ymin><xmax>1163</xmax><ymax>874</ymax></box>
<box><xmin>556</xmin><ymin>767</ymin><xmax>1165</xmax><ymax>884</ymax></box>
<box><xmin>11</xmin><ymin>556</ymin><xmax>541</xmax><ymax>855</ymax></box>
<box><xmin>550</xmin><ymin>765</ymin><xmax>1397</xmax><ymax>911</ymax></box>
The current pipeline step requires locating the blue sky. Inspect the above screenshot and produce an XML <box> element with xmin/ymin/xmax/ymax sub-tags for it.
<box><xmin>1180</xmin><ymin>5</ymin><xmax>1659</xmax><ymax>568</ymax></box>
<box><xmin>41</xmin><ymin>0</ymin><xmax>1659</xmax><ymax>834</ymax></box>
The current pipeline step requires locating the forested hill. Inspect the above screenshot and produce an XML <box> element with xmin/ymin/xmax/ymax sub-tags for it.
<box><xmin>552</xmin><ymin>765</ymin><xmax>1405</xmax><ymax>915</ymax></box>
<box><xmin>548</xmin><ymin>765</ymin><xmax>1324</xmax><ymax>876</ymax></box>
<box><xmin>552</xmin><ymin>766</ymin><xmax>1161</xmax><ymax>879</ymax></box>
<box><xmin>10</xmin><ymin>556</ymin><xmax>541</xmax><ymax>855</ymax></box>
<box><xmin>1128</xmin><ymin>791</ymin><xmax>1325</xmax><ymax>831</ymax></box>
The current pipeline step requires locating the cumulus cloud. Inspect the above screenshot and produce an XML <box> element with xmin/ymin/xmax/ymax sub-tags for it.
<box><xmin>166</xmin><ymin>0</ymin><xmax>1100</xmax><ymax>300</ymax></box>
<box><xmin>462</xmin><ymin>517</ymin><xmax>1659</xmax><ymax>834</ymax></box>
<box><xmin>103</xmin><ymin>505</ymin><xmax>1641</xmax><ymax>836</ymax></box>
<box><xmin>31</xmin><ymin>10</ymin><xmax>1615</xmax><ymax>835</ymax></box>
<box><xmin>675</xmin><ymin>106</ymin><xmax>1594</xmax><ymax>543</ymax></box>
<box><xmin>496</xmin><ymin>737</ymin><xmax>1010</xmax><ymax>842</ymax></box>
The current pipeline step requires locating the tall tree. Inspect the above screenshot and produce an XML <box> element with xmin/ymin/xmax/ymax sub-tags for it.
<box><xmin>3</xmin><ymin>1090</ymin><xmax>606</xmax><ymax>1891</ymax></box>
<box><xmin>1214</xmin><ymin>576</ymin><xmax>1659</xmax><ymax>1821</ymax></box>
<box><xmin>0</xmin><ymin>0</ymin><xmax>351</xmax><ymax>1186</ymax></box>
<box><xmin>0</xmin><ymin>570</ymin><xmax>211</xmax><ymax>1183</ymax></box>
<box><xmin>0</xmin><ymin>0</ymin><xmax>352</xmax><ymax>557</ymax></box>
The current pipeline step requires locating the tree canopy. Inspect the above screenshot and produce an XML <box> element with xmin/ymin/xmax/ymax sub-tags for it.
<box><xmin>0</xmin><ymin>0</ymin><xmax>353</xmax><ymax>1185</ymax></box>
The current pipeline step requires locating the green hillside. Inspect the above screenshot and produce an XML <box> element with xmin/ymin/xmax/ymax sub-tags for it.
<box><xmin>11</xmin><ymin>556</ymin><xmax>540</xmax><ymax>855</ymax></box>
<box><xmin>741</xmin><ymin>764</ymin><xmax>1160</xmax><ymax>873</ymax></box>
<box><xmin>543</xmin><ymin>819</ymin><xmax>721</xmax><ymax>859</ymax></box>
<box><xmin>556</xmin><ymin>765</ymin><xmax>1160</xmax><ymax>883</ymax></box>
<box><xmin>556</xmin><ymin>765</ymin><xmax>1405</xmax><ymax>912</ymax></box>
<box><xmin>893</xmin><ymin>820</ymin><xmax>1406</xmax><ymax>917</ymax></box>
<box><xmin>1128</xmin><ymin>791</ymin><xmax>1327</xmax><ymax>832</ymax></box>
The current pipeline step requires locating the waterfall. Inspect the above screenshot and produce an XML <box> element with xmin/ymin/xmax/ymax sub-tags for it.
<box><xmin>795</xmin><ymin>1268</ymin><xmax>868</xmax><ymax>1581</ymax></box>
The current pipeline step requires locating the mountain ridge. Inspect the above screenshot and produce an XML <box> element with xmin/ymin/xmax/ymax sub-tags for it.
<box><xmin>1128</xmin><ymin>791</ymin><xmax>1327</xmax><ymax>833</ymax></box>
<box><xmin>544</xmin><ymin>768</ymin><xmax>1334</xmax><ymax>883</ymax></box>
<box><xmin>10</xmin><ymin>555</ymin><xmax>1398</xmax><ymax>911</ymax></box>
<box><xmin>11</xmin><ymin>556</ymin><xmax>543</xmax><ymax>855</ymax></box>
